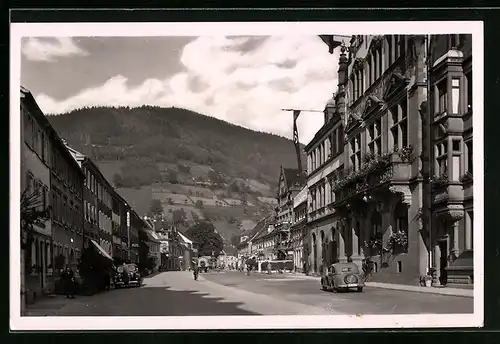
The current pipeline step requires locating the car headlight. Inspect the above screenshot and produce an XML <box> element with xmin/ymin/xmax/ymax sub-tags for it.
<box><xmin>344</xmin><ymin>274</ymin><xmax>358</xmax><ymax>284</ymax></box>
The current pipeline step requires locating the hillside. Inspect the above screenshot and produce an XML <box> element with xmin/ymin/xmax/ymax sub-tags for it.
<box><xmin>48</xmin><ymin>106</ymin><xmax>305</xmax><ymax>187</ymax></box>
<box><xmin>47</xmin><ymin>106</ymin><xmax>303</xmax><ymax>248</ymax></box>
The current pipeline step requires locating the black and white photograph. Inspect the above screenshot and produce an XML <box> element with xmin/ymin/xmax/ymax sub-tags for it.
<box><xmin>10</xmin><ymin>21</ymin><xmax>483</xmax><ymax>330</ymax></box>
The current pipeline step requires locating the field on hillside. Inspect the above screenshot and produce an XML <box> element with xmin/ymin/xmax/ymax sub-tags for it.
<box><xmin>189</xmin><ymin>196</ymin><xmax>218</xmax><ymax>206</ymax></box>
<box><xmin>182</xmin><ymin>185</ymin><xmax>216</xmax><ymax>198</ymax></box>
<box><xmin>258</xmin><ymin>196</ymin><xmax>278</xmax><ymax>205</ymax></box>
<box><xmin>162</xmin><ymin>204</ymin><xmax>203</xmax><ymax>221</ymax></box>
<box><xmin>239</xmin><ymin>219</ymin><xmax>257</xmax><ymax>231</ymax></box>
<box><xmin>153</xmin><ymin>192</ymin><xmax>192</xmax><ymax>204</ymax></box>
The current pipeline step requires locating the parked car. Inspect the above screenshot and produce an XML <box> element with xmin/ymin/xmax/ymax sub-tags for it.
<box><xmin>114</xmin><ymin>263</ymin><xmax>142</xmax><ymax>288</ymax></box>
<box><xmin>321</xmin><ymin>262</ymin><xmax>364</xmax><ymax>292</ymax></box>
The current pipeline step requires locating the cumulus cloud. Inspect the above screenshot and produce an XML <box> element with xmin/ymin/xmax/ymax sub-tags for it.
<box><xmin>35</xmin><ymin>35</ymin><xmax>339</xmax><ymax>144</ymax></box>
<box><xmin>22</xmin><ymin>37</ymin><xmax>89</xmax><ymax>62</ymax></box>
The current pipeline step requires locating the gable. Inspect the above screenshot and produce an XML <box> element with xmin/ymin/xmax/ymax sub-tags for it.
<box><xmin>344</xmin><ymin>112</ymin><xmax>362</xmax><ymax>134</ymax></box>
<box><xmin>361</xmin><ymin>95</ymin><xmax>384</xmax><ymax>119</ymax></box>
<box><xmin>383</xmin><ymin>72</ymin><xmax>409</xmax><ymax>100</ymax></box>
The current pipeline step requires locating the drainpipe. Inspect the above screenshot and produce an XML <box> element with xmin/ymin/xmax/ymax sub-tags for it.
<box><xmin>425</xmin><ymin>34</ymin><xmax>434</xmax><ymax>275</ymax></box>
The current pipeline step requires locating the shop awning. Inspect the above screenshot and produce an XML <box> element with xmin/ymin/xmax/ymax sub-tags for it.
<box><xmin>91</xmin><ymin>239</ymin><xmax>113</xmax><ymax>261</ymax></box>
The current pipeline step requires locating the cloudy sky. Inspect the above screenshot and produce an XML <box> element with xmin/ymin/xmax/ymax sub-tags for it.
<box><xmin>21</xmin><ymin>35</ymin><xmax>339</xmax><ymax>144</ymax></box>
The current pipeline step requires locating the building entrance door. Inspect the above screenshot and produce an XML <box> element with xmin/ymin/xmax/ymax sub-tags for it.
<box><xmin>438</xmin><ymin>240</ymin><xmax>448</xmax><ymax>286</ymax></box>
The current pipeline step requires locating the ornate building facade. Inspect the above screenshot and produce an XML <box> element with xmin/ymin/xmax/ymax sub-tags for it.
<box><xmin>428</xmin><ymin>35</ymin><xmax>473</xmax><ymax>286</ymax></box>
<box><xmin>313</xmin><ymin>34</ymin><xmax>434</xmax><ymax>284</ymax></box>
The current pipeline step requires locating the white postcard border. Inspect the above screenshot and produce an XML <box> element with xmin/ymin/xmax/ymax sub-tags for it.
<box><xmin>10</xmin><ymin>20</ymin><xmax>484</xmax><ymax>331</ymax></box>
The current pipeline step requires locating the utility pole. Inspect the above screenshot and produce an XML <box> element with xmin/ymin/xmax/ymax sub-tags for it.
<box><xmin>281</xmin><ymin>109</ymin><xmax>323</xmax><ymax>174</ymax></box>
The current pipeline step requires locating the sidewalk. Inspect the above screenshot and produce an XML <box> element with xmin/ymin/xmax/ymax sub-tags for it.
<box><xmin>23</xmin><ymin>293</ymin><xmax>99</xmax><ymax>316</ymax></box>
<box><xmin>266</xmin><ymin>272</ymin><xmax>474</xmax><ymax>298</ymax></box>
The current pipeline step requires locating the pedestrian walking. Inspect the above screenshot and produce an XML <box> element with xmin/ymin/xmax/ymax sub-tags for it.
<box><xmin>193</xmin><ymin>264</ymin><xmax>199</xmax><ymax>281</ymax></box>
<box><xmin>63</xmin><ymin>265</ymin><xmax>76</xmax><ymax>299</ymax></box>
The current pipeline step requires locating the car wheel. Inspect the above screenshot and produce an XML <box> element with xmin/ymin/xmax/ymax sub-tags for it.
<box><xmin>357</xmin><ymin>287</ymin><xmax>363</xmax><ymax>292</ymax></box>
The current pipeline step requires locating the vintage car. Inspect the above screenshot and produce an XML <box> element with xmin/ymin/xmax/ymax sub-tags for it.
<box><xmin>320</xmin><ymin>262</ymin><xmax>365</xmax><ymax>292</ymax></box>
<box><xmin>114</xmin><ymin>263</ymin><xmax>142</xmax><ymax>288</ymax></box>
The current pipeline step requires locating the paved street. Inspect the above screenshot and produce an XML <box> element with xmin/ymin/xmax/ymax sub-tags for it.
<box><xmin>24</xmin><ymin>270</ymin><xmax>473</xmax><ymax>316</ymax></box>
<box><xmin>203</xmin><ymin>271</ymin><xmax>473</xmax><ymax>315</ymax></box>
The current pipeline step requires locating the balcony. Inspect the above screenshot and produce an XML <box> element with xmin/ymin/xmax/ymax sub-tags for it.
<box><xmin>332</xmin><ymin>148</ymin><xmax>414</xmax><ymax>206</ymax></box>
<box><xmin>432</xmin><ymin>172</ymin><xmax>470</xmax><ymax>204</ymax></box>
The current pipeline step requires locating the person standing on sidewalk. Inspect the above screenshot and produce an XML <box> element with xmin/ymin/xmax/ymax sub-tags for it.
<box><xmin>62</xmin><ymin>266</ymin><xmax>76</xmax><ymax>299</ymax></box>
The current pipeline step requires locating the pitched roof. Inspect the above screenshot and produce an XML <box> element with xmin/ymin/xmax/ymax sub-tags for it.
<box><xmin>237</xmin><ymin>213</ymin><xmax>275</xmax><ymax>247</ymax></box>
<box><xmin>283</xmin><ymin>168</ymin><xmax>306</xmax><ymax>188</ymax></box>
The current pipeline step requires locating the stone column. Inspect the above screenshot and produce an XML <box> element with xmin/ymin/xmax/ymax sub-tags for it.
<box><xmin>433</xmin><ymin>243</ymin><xmax>441</xmax><ymax>286</ymax></box>
<box><xmin>465</xmin><ymin>212</ymin><xmax>472</xmax><ymax>251</ymax></box>
<box><xmin>337</xmin><ymin>224</ymin><xmax>347</xmax><ymax>262</ymax></box>
<box><xmin>447</xmin><ymin>205</ymin><xmax>464</xmax><ymax>259</ymax></box>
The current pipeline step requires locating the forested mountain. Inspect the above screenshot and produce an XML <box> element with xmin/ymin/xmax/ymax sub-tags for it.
<box><xmin>47</xmin><ymin>106</ymin><xmax>305</xmax><ymax>188</ymax></box>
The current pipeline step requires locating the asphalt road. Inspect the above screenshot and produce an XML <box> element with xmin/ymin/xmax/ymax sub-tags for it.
<box><xmin>202</xmin><ymin>270</ymin><xmax>473</xmax><ymax>315</ymax></box>
<box><xmin>24</xmin><ymin>270</ymin><xmax>473</xmax><ymax>316</ymax></box>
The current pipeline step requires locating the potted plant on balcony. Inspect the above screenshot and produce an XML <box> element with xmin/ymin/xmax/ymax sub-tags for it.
<box><xmin>388</xmin><ymin>230</ymin><xmax>408</xmax><ymax>254</ymax></box>
<box><xmin>430</xmin><ymin>173</ymin><xmax>449</xmax><ymax>188</ymax></box>
<box><xmin>396</xmin><ymin>146</ymin><xmax>416</xmax><ymax>164</ymax></box>
<box><xmin>459</xmin><ymin>171</ymin><xmax>473</xmax><ymax>184</ymax></box>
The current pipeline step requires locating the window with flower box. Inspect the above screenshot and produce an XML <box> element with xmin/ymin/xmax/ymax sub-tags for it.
<box><xmin>367</xmin><ymin>117</ymin><xmax>382</xmax><ymax>156</ymax></box>
<box><xmin>350</xmin><ymin>134</ymin><xmax>362</xmax><ymax>171</ymax></box>
<box><xmin>390</xmin><ymin>101</ymin><xmax>408</xmax><ymax>151</ymax></box>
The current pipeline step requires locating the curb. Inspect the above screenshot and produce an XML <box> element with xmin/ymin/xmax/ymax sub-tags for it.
<box><xmin>267</xmin><ymin>273</ymin><xmax>473</xmax><ymax>298</ymax></box>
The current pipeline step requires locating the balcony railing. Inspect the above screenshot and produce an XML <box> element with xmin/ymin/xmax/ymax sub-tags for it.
<box><xmin>332</xmin><ymin>148</ymin><xmax>414</xmax><ymax>205</ymax></box>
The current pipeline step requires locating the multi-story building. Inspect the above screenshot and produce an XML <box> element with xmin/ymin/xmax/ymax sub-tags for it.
<box><xmin>20</xmin><ymin>87</ymin><xmax>53</xmax><ymax>298</ymax></box>
<box><xmin>21</xmin><ymin>92</ymin><xmax>87</xmax><ymax>275</ymax></box>
<box><xmin>112</xmin><ymin>191</ymin><xmax>130</xmax><ymax>262</ymax></box>
<box><xmin>290</xmin><ymin>186</ymin><xmax>308</xmax><ymax>272</ymax></box>
<box><xmin>274</xmin><ymin>167</ymin><xmax>305</xmax><ymax>260</ymax></box>
<box><xmin>310</xmin><ymin>34</ymin><xmax>473</xmax><ymax>286</ymax></box>
<box><xmin>129</xmin><ymin>209</ymin><xmax>143</xmax><ymax>264</ymax></box>
<box><xmin>428</xmin><ymin>35</ymin><xmax>473</xmax><ymax>286</ymax></box>
<box><xmin>304</xmin><ymin>86</ymin><xmax>346</xmax><ymax>274</ymax></box>
<box><xmin>65</xmin><ymin>146</ymin><xmax>113</xmax><ymax>258</ymax></box>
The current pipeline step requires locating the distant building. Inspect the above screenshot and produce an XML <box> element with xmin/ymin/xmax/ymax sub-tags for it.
<box><xmin>290</xmin><ymin>186</ymin><xmax>308</xmax><ymax>272</ymax></box>
<box><xmin>273</xmin><ymin>167</ymin><xmax>305</xmax><ymax>260</ymax></box>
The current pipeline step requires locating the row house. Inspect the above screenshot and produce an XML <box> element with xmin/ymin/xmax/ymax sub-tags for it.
<box><xmin>290</xmin><ymin>186</ymin><xmax>308</xmax><ymax>272</ymax></box>
<box><xmin>129</xmin><ymin>210</ymin><xmax>144</xmax><ymax>263</ymax></box>
<box><xmin>143</xmin><ymin>216</ymin><xmax>184</xmax><ymax>270</ymax></box>
<box><xmin>21</xmin><ymin>87</ymin><xmax>54</xmax><ymax>299</ymax></box>
<box><xmin>65</xmin><ymin>146</ymin><xmax>114</xmax><ymax>259</ymax></box>
<box><xmin>21</xmin><ymin>87</ymin><xmax>86</xmax><ymax>300</ymax></box>
<box><xmin>311</xmin><ymin>34</ymin><xmax>474</xmax><ymax>286</ymax></box>
<box><xmin>428</xmin><ymin>35</ymin><xmax>473</xmax><ymax>286</ymax></box>
<box><xmin>21</xmin><ymin>88</ymin><xmax>85</xmax><ymax>280</ymax></box>
<box><xmin>273</xmin><ymin>167</ymin><xmax>305</xmax><ymax>260</ymax></box>
<box><xmin>112</xmin><ymin>191</ymin><xmax>130</xmax><ymax>262</ymax></box>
